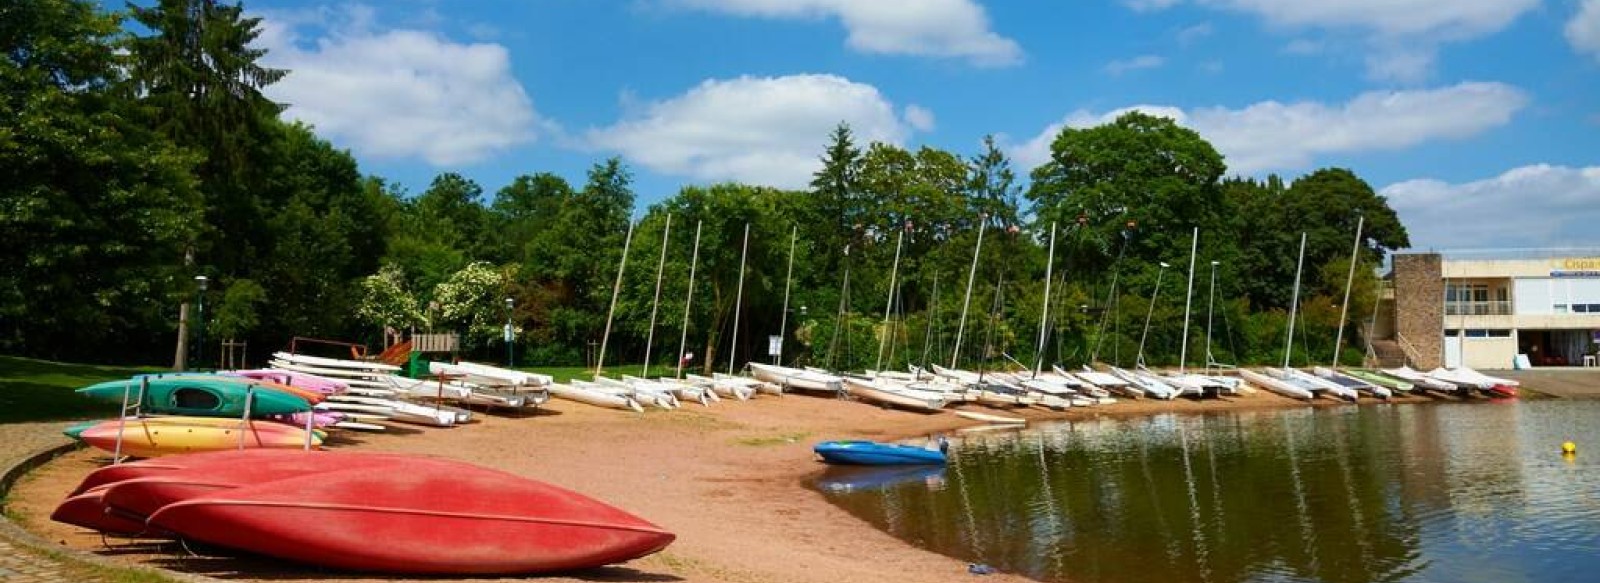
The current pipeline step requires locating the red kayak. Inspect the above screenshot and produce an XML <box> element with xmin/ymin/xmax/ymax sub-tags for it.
<box><xmin>101</xmin><ymin>452</ymin><xmax>450</xmax><ymax>520</ymax></box>
<box><xmin>50</xmin><ymin>489</ymin><xmax>151</xmax><ymax>536</ymax></box>
<box><xmin>72</xmin><ymin>449</ymin><xmax>360</xmax><ymax>495</ymax></box>
<box><xmin>148</xmin><ymin>465</ymin><xmax>675</xmax><ymax>574</ymax></box>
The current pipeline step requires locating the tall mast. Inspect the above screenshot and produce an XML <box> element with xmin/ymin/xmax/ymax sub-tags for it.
<box><xmin>1136</xmin><ymin>262</ymin><xmax>1170</xmax><ymax>368</ymax></box>
<box><xmin>919</xmin><ymin>271</ymin><xmax>939</xmax><ymax>377</ymax></box>
<box><xmin>774</xmin><ymin>227</ymin><xmax>797</xmax><ymax>365</ymax></box>
<box><xmin>1283</xmin><ymin>232</ymin><xmax>1308</xmax><ymax>370</ymax></box>
<box><xmin>727</xmin><ymin>223</ymin><xmax>750</xmax><ymax>375</ymax></box>
<box><xmin>1205</xmin><ymin>260</ymin><xmax>1219</xmax><ymax>374</ymax></box>
<box><xmin>1178</xmin><ymin>227</ymin><xmax>1199</xmax><ymax>373</ymax></box>
<box><xmin>641</xmin><ymin>214</ymin><xmax>672</xmax><ymax>377</ymax></box>
<box><xmin>675</xmin><ymin>221</ymin><xmax>703</xmax><ymax>379</ymax></box>
<box><xmin>951</xmin><ymin>218</ymin><xmax>988</xmax><ymax>368</ymax></box>
<box><xmin>594</xmin><ymin>219</ymin><xmax>636</xmax><ymax>380</ymax></box>
<box><xmin>875</xmin><ymin>229</ymin><xmax>906</xmax><ymax>372</ymax></box>
<box><xmin>1033</xmin><ymin>222</ymin><xmax>1058</xmax><ymax>377</ymax></box>
<box><xmin>1331</xmin><ymin>214</ymin><xmax>1366</xmax><ymax>367</ymax></box>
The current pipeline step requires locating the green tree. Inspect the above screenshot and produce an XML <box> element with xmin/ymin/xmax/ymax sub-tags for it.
<box><xmin>0</xmin><ymin>0</ymin><xmax>203</xmax><ymax>361</ymax></box>
<box><xmin>968</xmin><ymin>135</ymin><xmax>1020</xmax><ymax>229</ymax></box>
<box><xmin>211</xmin><ymin>278</ymin><xmax>266</xmax><ymax>340</ymax></box>
<box><xmin>356</xmin><ymin>264</ymin><xmax>427</xmax><ymax>335</ymax></box>
<box><xmin>433</xmin><ymin>262</ymin><xmax>508</xmax><ymax>349</ymax></box>
<box><xmin>124</xmin><ymin>0</ymin><xmax>287</xmax><ymax>278</ymax></box>
<box><xmin>1027</xmin><ymin>111</ymin><xmax>1229</xmax><ymax>279</ymax></box>
<box><xmin>808</xmin><ymin>123</ymin><xmax>862</xmax><ymax>274</ymax></box>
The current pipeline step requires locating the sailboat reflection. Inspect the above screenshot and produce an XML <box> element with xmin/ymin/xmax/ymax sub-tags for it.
<box><xmin>816</xmin><ymin>464</ymin><xmax>948</xmax><ymax>494</ymax></box>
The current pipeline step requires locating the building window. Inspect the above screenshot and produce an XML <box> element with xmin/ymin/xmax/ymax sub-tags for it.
<box><xmin>1574</xmin><ymin>304</ymin><xmax>1600</xmax><ymax>314</ymax></box>
<box><xmin>1556</xmin><ymin>304</ymin><xmax>1570</xmax><ymax>314</ymax></box>
<box><xmin>1464</xmin><ymin>329</ymin><xmax>1511</xmax><ymax>338</ymax></box>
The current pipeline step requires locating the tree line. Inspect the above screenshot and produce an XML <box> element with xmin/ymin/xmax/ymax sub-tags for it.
<box><xmin>1</xmin><ymin>0</ymin><xmax>1411</xmax><ymax>371</ymax></box>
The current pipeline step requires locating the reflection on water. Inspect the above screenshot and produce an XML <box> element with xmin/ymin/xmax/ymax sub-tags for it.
<box><xmin>813</xmin><ymin>401</ymin><xmax>1600</xmax><ymax>583</ymax></box>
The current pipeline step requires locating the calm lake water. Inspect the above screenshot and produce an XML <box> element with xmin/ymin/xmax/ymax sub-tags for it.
<box><xmin>814</xmin><ymin>401</ymin><xmax>1600</xmax><ymax>583</ymax></box>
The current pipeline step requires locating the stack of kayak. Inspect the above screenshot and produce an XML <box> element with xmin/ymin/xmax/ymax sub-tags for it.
<box><xmin>273</xmin><ymin>352</ymin><xmax>545</xmax><ymax>416</ymax></box>
<box><xmin>51</xmin><ymin>449</ymin><xmax>675</xmax><ymax>575</ymax></box>
<box><xmin>69</xmin><ymin>375</ymin><xmax>326</xmax><ymax>457</ymax></box>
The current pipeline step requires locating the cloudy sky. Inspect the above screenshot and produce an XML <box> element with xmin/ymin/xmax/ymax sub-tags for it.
<box><xmin>246</xmin><ymin>0</ymin><xmax>1600</xmax><ymax>251</ymax></box>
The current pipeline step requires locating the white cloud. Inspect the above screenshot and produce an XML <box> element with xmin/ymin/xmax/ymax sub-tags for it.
<box><xmin>1177</xmin><ymin>22</ymin><xmax>1214</xmax><ymax>45</ymax></box>
<box><xmin>1105</xmin><ymin>54</ymin><xmax>1166</xmax><ymax>75</ymax></box>
<box><xmin>1126</xmin><ymin>0</ymin><xmax>1541</xmax><ymax>83</ymax></box>
<box><xmin>903</xmin><ymin>104</ymin><xmax>937</xmax><ymax>132</ymax></box>
<box><xmin>672</xmin><ymin>0</ymin><xmax>1021</xmax><ymax>66</ymax></box>
<box><xmin>1009</xmin><ymin>82</ymin><xmax>1528</xmax><ymax>175</ymax></box>
<box><xmin>257</xmin><ymin>7</ymin><xmax>539</xmax><ymax>166</ymax></box>
<box><xmin>1569</xmin><ymin>0</ymin><xmax>1600</xmax><ymax>61</ymax></box>
<box><xmin>586</xmin><ymin>74</ymin><xmax>916</xmax><ymax>189</ymax></box>
<box><xmin>1382</xmin><ymin>165</ymin><xmax>1600</xmax><ymax>249</ymax></box>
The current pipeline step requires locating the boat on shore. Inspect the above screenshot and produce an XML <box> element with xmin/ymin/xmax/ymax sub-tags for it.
<box><xmin>814</xmin><ymin>440</ymin><xmax>948</xmax><ymax>466</ymax></box>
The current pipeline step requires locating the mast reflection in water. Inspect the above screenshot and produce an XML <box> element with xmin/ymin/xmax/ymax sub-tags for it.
<box><xmin>813</xmin><ymin>401</ymin><xmax>1600</xmax><ymax>583</ymax></box>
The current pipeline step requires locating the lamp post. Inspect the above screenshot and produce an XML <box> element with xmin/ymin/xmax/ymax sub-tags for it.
<box><xmin>504</xmin><ymin>297</ymin><xmax>515</xmax><ymax>368</ymax></box>
<box><xmin>193</xmin><ymin>275</ymin><xmax>208</xmax><ymax>371</ymax></box>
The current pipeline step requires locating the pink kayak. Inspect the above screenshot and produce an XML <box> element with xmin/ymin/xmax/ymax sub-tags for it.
<box><xmin>224</xmin><ymin>369</ymin><xmax>349</xmax><ymax>395</ymax></box>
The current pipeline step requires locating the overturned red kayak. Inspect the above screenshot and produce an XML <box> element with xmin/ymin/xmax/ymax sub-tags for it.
<box><xmin>71</xmin><ymin>449</ymin><xmax>326</xmax><ymax>495</ymax></box>
<box><xmin>50</xmin><ymin>489</ymin><xmax>150</xmax><ymax>537</ymax></box>
<box><xmin>101</xmin><ymin>452</ymin><xmax>457</xmax><ymax>520</ymax></box>
<box><xmin>148</xmin><ymin>464</ymin><xmax>674</xmax><ymax>574</ymax></box>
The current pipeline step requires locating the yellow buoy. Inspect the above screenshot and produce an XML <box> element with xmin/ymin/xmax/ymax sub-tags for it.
<box><xmin>1562</xmin><ymin>441</ymin><xmax>1577</xmax><ymax>454</ymax></box>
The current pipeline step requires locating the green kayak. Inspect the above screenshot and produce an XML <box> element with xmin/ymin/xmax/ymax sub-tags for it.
<box><xmin>1346</xmin><ymin>369</ymin><xmax>1414</xmax><ymax>392</ymax></box>
<box><xmin>77</xmin><ymin>376</ymin><xmax>311</xmax><ymax>417</ymax></box>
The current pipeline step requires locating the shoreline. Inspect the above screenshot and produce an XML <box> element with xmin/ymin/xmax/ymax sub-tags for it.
<box><xmin>8</xmin><ymin>389</ymin><xmax>1465</xmax><ymax>583</ymax></box>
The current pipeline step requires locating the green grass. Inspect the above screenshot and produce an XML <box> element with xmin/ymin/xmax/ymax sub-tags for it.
<box><xmin>734</xmin><ymin>431</ymin><xmax>812</xmax><ymax>447</ymax></box>
<box><xmin>0</xmin><ymin>355</ymin><xmax>163</xmax><ymax>424</ymax></box>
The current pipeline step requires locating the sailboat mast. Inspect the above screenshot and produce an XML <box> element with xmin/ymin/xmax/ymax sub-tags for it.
<box><xmin>919</xmin><ymin>271</ymin><xmax>939</xmax><ymax>377</ymax></box>
<box><xmin>1283</xmin><ymin>232</ymin><xmax>1308</xmax><ymax>370</ymax></box>
<box><xmin>1136</xmin><ymin>262</ymin><xmax>1169</xmax><ymax>368</ymax></box>
<box><xmin>1331</xmin><ymin>215</ymin><xmax>1365</xmax><ymax>367</ymax></box>
<box><xmin>595</xmin><ymin>219</ymin><xmax>637</xmax><ymax>380</ymax></box>
<box><xmin>641</xmin><ymin>214</ymin><xmax>673</xmax><ymax>377</ymax></box>
<box><xmin>728</xmin><ymin>223</ymin><xmax>750</xmax><ymax>375</ymax></box>
<box><xmin>774</xmin><ymin>227</ymin><xmax>797</xmax><ymax>365</ymax></box>
<box><xmin>675</xmin><ymin>221</ymin><xmax>703</xmax><ymax>379</ymax></box>
<box><xmin>1178</xmin><ymin>227</ymin><xmax>1199</xmax><ymax>373</ymax></box>
<box><xmin>876</xmin><ymin>229</ymin><xmax>906</xmax><ymax>372</ymax></box>
<box><xmin>1205</xmin><ymin>260</ymin><xmax>1219</xmax><ymax>374</ymax></box>
<box><xmin>1034</xmin><ymin>222</ymin><xmax>1058</xmax><ymax>377</ymax></box>
<box><xmin>951</xmin><ymin>218</ymin><xmax>988</xmax><ymax>368</ymax></box>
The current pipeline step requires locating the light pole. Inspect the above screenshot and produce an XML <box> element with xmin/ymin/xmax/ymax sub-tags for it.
<box><xmin>1135</xmin><ymin>262</ymin><xmax>1169</xmax><ymax>368</ymax></box>
<box><xmin>193</xmin><ymin>275</ymin><xmax>208</xmax><ymax>371</ymax></box>
<box><xmin>504</xmin><ymin>297</ymin><xmax>515</xmax><ymax>368</ymax></box>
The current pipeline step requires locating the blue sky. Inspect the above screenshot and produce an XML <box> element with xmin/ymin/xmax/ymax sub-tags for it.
<box><xmin>240</xmin><ymin>0</ymin><xmax>1600</xmax><ymax>251</ymax></box>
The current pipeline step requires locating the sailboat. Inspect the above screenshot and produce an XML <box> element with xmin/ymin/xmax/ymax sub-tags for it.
<box><xmin>1242</xmin><ymin>233</ymin><xmax>1321</xmax><ymax>402</ymax></box>
<box><xmin>1311</xmin><ymin>214</ymin><xmax>1392</xmax><ymax>399</ymax></box>
<box><xmin>1266</xmin><ymin>233</ymin><xmax>1357</xmax><ymax>402</ymax></box>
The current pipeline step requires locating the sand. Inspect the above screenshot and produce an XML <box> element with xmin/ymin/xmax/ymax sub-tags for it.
<box><xmin>9</xmin><ymin>388</ymin><xmax>1439</xmax><ymax>583</ymax></box>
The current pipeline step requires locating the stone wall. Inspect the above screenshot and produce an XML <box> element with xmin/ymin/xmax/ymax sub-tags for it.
<box><xmin>1393</xmin><ymin>253</ymin><xmax>1443</xmax><ymax>369</ymax></box>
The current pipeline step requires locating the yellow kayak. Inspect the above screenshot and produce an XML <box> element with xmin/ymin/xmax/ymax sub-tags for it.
<box><xmin>76</xmin><ymin>417</ymin><xmax>323</xmax><ymax>458</ymax></box>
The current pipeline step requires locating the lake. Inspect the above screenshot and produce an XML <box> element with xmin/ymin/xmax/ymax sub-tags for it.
<box><xmin>814</xmin><ymin>401</ymin><xmax>1600</xmax><ymax>583</ymax></box>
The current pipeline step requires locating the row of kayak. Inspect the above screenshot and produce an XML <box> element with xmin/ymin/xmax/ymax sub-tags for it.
<box><xmin>51</xmin><ymin>449</ymin><xmax>674</xmax><ymax>575</ymax></box>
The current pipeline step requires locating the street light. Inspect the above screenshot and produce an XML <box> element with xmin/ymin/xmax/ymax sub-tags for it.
<box><xmin>193</xmin><ymin>275</ymin><xmax>208</xmax><ymax>371</ymax></box>
<box><xmin>504</xmin><ymin>297</ymin><xmax>515</xmax><ymax>368</ymax></box>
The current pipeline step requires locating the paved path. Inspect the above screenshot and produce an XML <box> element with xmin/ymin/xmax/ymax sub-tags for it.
<box><xmin>1498</xmin><ymin>369</ymin><xmax>1600</xmax><ymax>398</ymax></box>
<box><xmin>0</xmin><ymin>421</ymin><xmax>103</xmax><ymax>583</ymax></box>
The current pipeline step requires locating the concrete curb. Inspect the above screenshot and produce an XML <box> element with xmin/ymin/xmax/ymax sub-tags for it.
<box><xmin>0</xmin><ymin>442</ymin><xmax>223</xmax><ymax>583</ymax></box>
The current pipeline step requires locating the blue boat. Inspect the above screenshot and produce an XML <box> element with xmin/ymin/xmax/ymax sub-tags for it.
<box><xmin>813</xmin><ymin>439</ymin><xmax>948</xmax><ymax>465</ymax></box>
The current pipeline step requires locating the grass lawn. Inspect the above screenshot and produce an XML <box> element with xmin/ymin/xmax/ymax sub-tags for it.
<box><xmin>0</xmin><ymin>355</ymin><xmax>164</xmax><ymax>424</ymax></box>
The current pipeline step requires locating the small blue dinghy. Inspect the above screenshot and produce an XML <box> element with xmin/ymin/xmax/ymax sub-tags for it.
<box><xmin>813</xmin><ymin>438</ymin><xmax>947</xmax><ymax>466</ymax></box>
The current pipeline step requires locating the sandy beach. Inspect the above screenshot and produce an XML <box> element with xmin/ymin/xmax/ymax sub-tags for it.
<box><xmin>9</xmin><ymin>388</ymin><xmax>1442</xmax><ymax>583</ymax></box>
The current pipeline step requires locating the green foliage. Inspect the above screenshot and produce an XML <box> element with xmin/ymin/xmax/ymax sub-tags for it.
<box><xmin>211</xmin><ymin>278</ymin><xmax>265</xmax><ymax>339</ymax></box>
<box><xmin>0</xmin><ymin>5</ymin><xmax>1415</xmax><ymax>371</ymax></box>
<box><xmin>356</xmin><ymin>264</ymin><xmax>427</xmax><ymax>332</ymax></box>
<box><xmin>432</xmin><ymin>262</ymin><xmax>508</xmax><ymax>349</ymax></box>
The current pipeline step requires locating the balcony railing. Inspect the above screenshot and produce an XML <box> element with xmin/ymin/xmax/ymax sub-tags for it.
<box><xmin>1444</xmin><ymin>300</ymin><xmax>1512</xmax><ymax>316</ymax></box>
